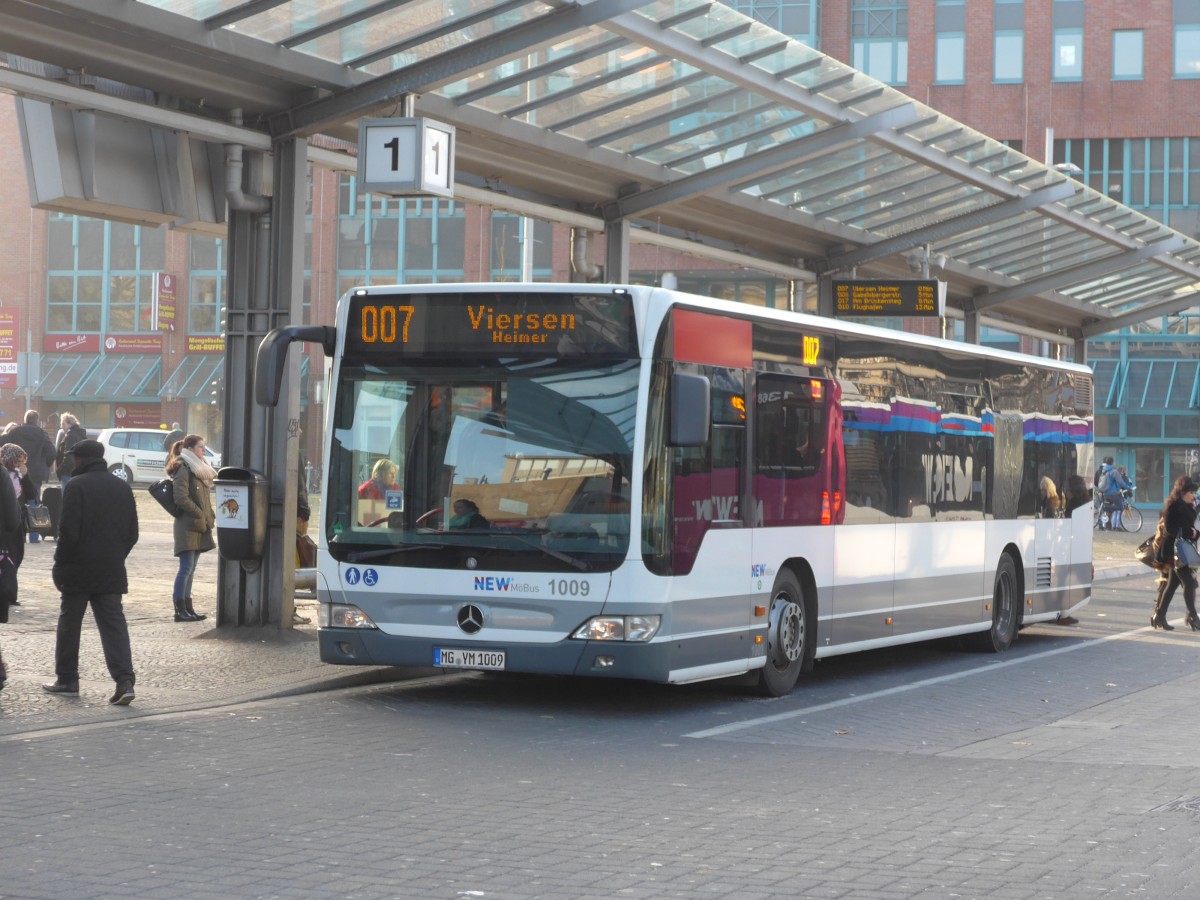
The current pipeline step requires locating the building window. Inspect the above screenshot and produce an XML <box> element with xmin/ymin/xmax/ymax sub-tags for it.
<box><xmin>490</xmin><ymin>214</ymin><xmax>554</xmax><ymax>281</ymax></box>
<box><xmin>1176</xmin><ymin>0</ymin><xmax>1200</xmax><ymax>76</ymax></box>
<box><xmin>1113</xmin><ymin>30</ymin><xmax>1144</xmax><ymax>79</ymax></box>
<box><xmin>729</xmin><ymin>1</ymin><xmax>819</xmax><ymax>47</ymax></box>
<box><xmin>335</xmin><ymin>175</ymin><xmax>466</xmax><ymax>289</ymax></box>
<box><xmin>46</xmin><ymin>215</ymin><xmax>165</xmax><ymax>334</ymax></box>
<box><xmin>934</xmin><ymin>1</ymin><xmax>965</xmax><ymax>84</ymax></box>
<box><xmin>188</xmin><ymin>236</ymin><xmax>225</xmax><ymax>335</ymax></box>
<box><xmin>851</xmin><ymin>1</ymin><xmax>908</xmax><ymax>85</ymax></box>
<box><xmin>1053</xmin><ymin>136</ymin><xmax>1200</xmax><ymax>227</ymax></box>
<box><xmin>1052</xmin><ymin>0</ymin><xmax>1084</xmax><ymax>81</ymax></box>
<box><xmin>994</xmin><ymin>1</ymin><xmax>1024</xmax><ymax>83</ymax></box>
<box><xmin>1054</xmin><ymin>30</ymin><xmax>1083</xmax><ymax>80</ymax></box>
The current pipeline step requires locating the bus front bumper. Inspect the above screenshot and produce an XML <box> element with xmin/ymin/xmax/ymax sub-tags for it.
<box><xmin>318</xmin><ymin>627</ymin><xmax>679</xmax><ymax>682</ymax></box>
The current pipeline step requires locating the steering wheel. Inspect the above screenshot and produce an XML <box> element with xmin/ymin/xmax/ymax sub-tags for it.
<box><xmin>414</xmin><ymin>508</ymin><xmax>444</xmax><ymax>530</ymax></box>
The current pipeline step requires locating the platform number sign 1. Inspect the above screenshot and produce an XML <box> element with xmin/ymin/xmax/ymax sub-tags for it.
<box><xmin>356</xmin><ymin>117</ymin><xmax>455</xmax><ymax>199</ymax></box>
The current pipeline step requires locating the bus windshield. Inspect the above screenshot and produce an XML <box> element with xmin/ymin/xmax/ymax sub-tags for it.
<box><xmin>325</xmin><ymin>358</ymin><xmax>639</xmax><ymax>572</ymax></box>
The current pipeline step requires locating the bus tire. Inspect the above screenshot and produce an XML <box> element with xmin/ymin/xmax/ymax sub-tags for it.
<box><xmin>971</xmin><ymin>553</ymin><xmax>1020</xmax><ymax>653</ymax></box>
<box><xmin>757</xmin><ymin>570</ymin><xmax>809</xmax><ymax>697</ymax></box>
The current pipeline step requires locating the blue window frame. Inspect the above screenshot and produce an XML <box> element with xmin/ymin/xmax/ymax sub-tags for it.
<box><xmin>851</xmin><ymin>1</ymin><xmax>908</xmax><ymax>85</ymax></box>
<box><xmin>46</xmin><ymin>215</ymin><xmax>166</xmax><ymax>334</ymax></box>
<box><xmin>1113</xmin><ymin>30</ymin><xmax>1144</xmax><ymax>80</ymax></box>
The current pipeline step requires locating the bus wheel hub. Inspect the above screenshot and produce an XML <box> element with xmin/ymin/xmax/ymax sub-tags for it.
<box><xmin>769</xmin><ymin>598</ymin><xmax>804</xmax><ymax>664</ymax></box>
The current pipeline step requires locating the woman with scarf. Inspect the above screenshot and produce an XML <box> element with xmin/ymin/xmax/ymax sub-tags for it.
<box><xmin>167</xmin><ymin>434</ymin><xmax>216</xmax><ymax>623</ymax></box>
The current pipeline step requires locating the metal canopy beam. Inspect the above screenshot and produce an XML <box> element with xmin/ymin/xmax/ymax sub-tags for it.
<box><xmin>603</xmin><ymin>104</ymin><xmax>919</xmax><ymax>221</ymax></box>
<box><xmin>267</xmin><ymin>0</ymin><xmax>656</xmax><ymax>138</ymax></box>
<box><xmin>814</xmin><ymin>181</ymin><xmax>1077</xmax><ymax>274</ymax></box>
<box><xmin>1081</xmin><ymin>290</ymin><xmax>1200</xmax><ymax>336</ymax></box>
<box><xmin>606</xmin><ymin>7</ymin><xmax>1200</xmax><ymax>288</ymax></box>
<box><xmin>972</xmin><ymin>236</ymin><xmax>1190</xmax><ymax>312</ymax></box>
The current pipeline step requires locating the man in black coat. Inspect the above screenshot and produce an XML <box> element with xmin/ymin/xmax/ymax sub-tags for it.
<box><xmin>42</xmin><ymin>440</ymin><xmax>140</xmax><ymax>705</ymax></box>
<box><xmin>8</xmin><ymin>409</ymin><xmax>57</xmax><ymax>543</ymax></box>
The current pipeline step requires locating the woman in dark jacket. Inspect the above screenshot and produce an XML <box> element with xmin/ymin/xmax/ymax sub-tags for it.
<box><xmin>0</xmin><ymin>443</ymin><xmax>36</xmax><ymax>582</ymax></box>
<box><xmin>167</xmin><ymin>434</ymin><xmax>216</xmax><ymax>623</ymax></box>
<box><xmin>0</xmin><ymin>447</ymin><xmax>19</xmax><ymax>690</ymax></box>
<box><xmin>1152</xmin><ymin>475</ymin><xmax>1200</xmax><ymax>630</ymax></box>
<box><xmin>54</xmin><ymin>413</ymin><xmax>87</xmax><ymax>490</ymax></box>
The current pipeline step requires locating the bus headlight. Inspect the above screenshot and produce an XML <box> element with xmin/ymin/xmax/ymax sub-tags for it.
<box><xmin>571</xmin><ymin>615</ymin><xmax>661</xmax><ymax>642</ymax></box>
<box><xmin>318</xmin><ymin>603</ymin><xmax>378</xmax><ymax>629</ymax></box>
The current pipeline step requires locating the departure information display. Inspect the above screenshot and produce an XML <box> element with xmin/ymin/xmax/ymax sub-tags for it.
<box><xmin>831</xmin><ymin>279</ymin><xmax>945</xmax><ymax>318</ymax></box>
<box><xmin>344</xmin><ymin>291</ymin><xmax>637</xmax><ymax>358</ymax></box>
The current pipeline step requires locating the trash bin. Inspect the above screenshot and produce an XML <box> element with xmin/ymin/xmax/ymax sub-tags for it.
<box><xmin>213</xmin><ymin>467</ymin><xmax>269</xmax><ymax>561</ymax></box>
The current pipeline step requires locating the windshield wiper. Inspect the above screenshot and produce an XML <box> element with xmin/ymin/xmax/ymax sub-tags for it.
<box><xmin>510</xmin><ymin>535</ymin><xmax>590</xmax><ymax>571</ymax></box>
<box><xmin>347</xmin><ymin>543</ymin><xmax>444</xmax><ymax>562</ymax></box>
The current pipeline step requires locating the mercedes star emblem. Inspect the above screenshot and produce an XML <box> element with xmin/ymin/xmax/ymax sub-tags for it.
<box><xmin>457</xmin><ymin>604</ymin><xmax>484</xmax><ymax>634</ymax></box>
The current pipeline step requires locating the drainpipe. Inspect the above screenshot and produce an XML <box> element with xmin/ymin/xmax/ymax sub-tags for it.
<box><xmin>225</xmin><ymin>108</ymin><xmax>271</xmax><ymax>215</ymax></box>
<box><xmin>570</xmin><ymin>228</ymin><xmax>602</xmax><ymax>281</ymax></box>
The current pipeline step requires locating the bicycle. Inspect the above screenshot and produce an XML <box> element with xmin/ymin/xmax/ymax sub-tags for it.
<box><xmin>1096</xmin><ymin>486</ymin><xmax>1143</xmax><ymax>533</ymax></box>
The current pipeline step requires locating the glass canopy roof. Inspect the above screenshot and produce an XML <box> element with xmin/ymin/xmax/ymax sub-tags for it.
<box><xmin>9</xmin><ymin>0</ymin><xmax>1200</xmax><ymax>338</ymax></box>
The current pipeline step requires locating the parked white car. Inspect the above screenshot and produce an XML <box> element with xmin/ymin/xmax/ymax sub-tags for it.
<box><xmin>94</xmin><ymin>427</ymin><xmax>222</xmax><ymax>485</ymax></box>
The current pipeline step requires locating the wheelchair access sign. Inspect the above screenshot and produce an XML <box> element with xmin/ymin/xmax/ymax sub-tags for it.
<box><xmin>344</xmin><ymin>567</ymin><xmax>379</xmax><ymax>587</ymax></box>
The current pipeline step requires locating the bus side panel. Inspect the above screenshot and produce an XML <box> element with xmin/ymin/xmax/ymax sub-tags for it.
<box><xmin>651</xmin><ymin>529</ymin><xmax>756</xmax><ymax>682</ymax></box>
<box><xmin>750</xmin><ymin>525</ymin><xmax>836</xmax><ymax>648</ymax></box>
<box><xmin>893</xmin><ymin>520</ymin><xmax>988</xmax><ymax>637</ymax></box>
<box><xmin>831</xmin><ymin>523</ymin><xmax>896</xmax><ymax>646</ymax></box>
<box><xmin>1031</xmin><ymin>516</ymin><xmax>1075</xmax><ymax>618</ymax></box>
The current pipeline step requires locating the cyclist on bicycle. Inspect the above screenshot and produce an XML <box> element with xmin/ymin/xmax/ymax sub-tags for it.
<box><xmin>1098</xmin><ymin>460</ymin><xmax>1132</xmax><ymax>530</ymax></box>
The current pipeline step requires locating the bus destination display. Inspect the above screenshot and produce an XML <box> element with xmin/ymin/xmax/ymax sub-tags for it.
<box><xmin>831</xmin><ymin>279</ymin><xmax>945</xmax><ymax>318</ymax></box>
<box><xmin>344</xmin><ymin>292</ymin><xmax>636</xmax><ymax>358</ymax></box>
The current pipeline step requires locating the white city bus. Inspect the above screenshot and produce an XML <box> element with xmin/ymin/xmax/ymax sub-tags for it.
<box><xmin>258</xmin><ymin>284</ymin><xmax>1093</xmax><ymax>696</ymax></box>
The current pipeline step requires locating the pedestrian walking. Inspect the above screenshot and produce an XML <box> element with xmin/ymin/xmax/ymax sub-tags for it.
<box><xmin>0</xmin><ymin>444</ymin><xmax>20</xmax><ymax>691</ymax></box>
<box><xmin>7</xmin><ymin>410</ymin><xmax>57</xmax><ymax>543</ymax></box>
<box><xmin>54</xmin><ymin>412</ymin><xmax>87</xmax><ymax>491</ymax></box>
<box><xmin>41</xmin><ymin>439</ymin><xmax>139</xmax><ymax>705</ymax></box>
<box><xmin>0</xmin><ymin>443</ymin><xmax>36</xmax><ymax>599</ymax></box>
<box><xmin>162</xmin><ymin>422</ymin><xmax>184</xmax><ymax>452</ymax></box>
<box><xmin>168</xmin><ymin>434</ymin><xmax>216</xmax><ymax>623</ymax></box>
<box><xmin>1150</xmin><ymin>475</ymin><xmax>1200</xmax><ymax>631</ymax></box>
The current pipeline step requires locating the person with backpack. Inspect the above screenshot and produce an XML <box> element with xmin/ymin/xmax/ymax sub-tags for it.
<box><xmin>1096</xmin><ymin>457</ymin><xmax>1123</xmax><ymax>530</ymax></box>
<box><xmin>166</xmin><ymin>434</ymin><xmax>216</xmax><ymax>623</ymax></box>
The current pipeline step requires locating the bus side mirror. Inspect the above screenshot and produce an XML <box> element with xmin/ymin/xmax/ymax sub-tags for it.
<box><xmin>255</xmin><ymin>325</ymin><xmax>337</xmax><ymax>407</ymax></box>
<box><xmin>670</xmin><ymin>372</ymin><xmax>711</xmax><ymax>447</ymax></box>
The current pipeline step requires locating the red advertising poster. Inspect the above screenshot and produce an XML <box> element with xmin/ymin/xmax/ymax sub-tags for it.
<box><xmin>114</xmin><ymin>404</ymin><xmax>163</xmax><ymax>428</ymax></box>
<box><xmin>154</xmin><ymin>272</ymin><xmax>177</xmax><ymax>332</ymax></box>
<box><xmin>44</xmin><ymin>334</ymin><xmax>101</xmax><ymax>353</ymax></box>
<box><xmin>187</xmin><ymin>335</ymin><xmax>225</xmax><ymax>354</ymax></box>
<box><xmin>104</xmin><ymin>334</ymin><xmax>163</xmax><ymax>353</ymax></box>
<box><xmin>0</xmin><ymin>307</ymin><xmax>17</xmax><ymax>389</ymax></box>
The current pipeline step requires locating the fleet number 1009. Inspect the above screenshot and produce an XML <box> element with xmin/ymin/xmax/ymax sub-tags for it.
<box><xmin>549</xmin><ymin>578</ymin><xmax>590</xmax><ymax>596</ymax></box>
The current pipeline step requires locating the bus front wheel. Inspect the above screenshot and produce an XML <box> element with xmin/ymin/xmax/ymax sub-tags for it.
<box><xmin>757</xmin><ymin>571</ymin><xmax>809</xmax><ymax>697</ymax></box>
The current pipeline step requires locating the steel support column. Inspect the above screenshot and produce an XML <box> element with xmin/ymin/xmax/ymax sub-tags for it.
<box><xmin>217</xmin><ymin>137</ymin><xmax>306</xmax><ymax>627</ymax></box>
<box><xmin>605</xmin><ymin>219</ymin><xmax>631</xmax><ymax>283</ymax></box>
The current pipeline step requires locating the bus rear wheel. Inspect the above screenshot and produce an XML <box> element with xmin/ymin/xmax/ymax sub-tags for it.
<box><xmin>757</xmin><ymin>571</ymin><xmax>808</xmax><ymax>697</ymax></box>
<box><xmin>970</xmin><ymin>553</ymin><xmax>1020</xmax><ymax>653</ymax></box>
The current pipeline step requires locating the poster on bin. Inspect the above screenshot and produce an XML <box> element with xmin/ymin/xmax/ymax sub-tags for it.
<box><xmin>216</xmin><ymin>484</ymin><xmax>249</xmax><ymax>530</ymax></box>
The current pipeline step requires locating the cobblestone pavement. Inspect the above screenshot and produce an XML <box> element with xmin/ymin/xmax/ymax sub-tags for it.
<box><xmin>0</xmin><ymin>492</ymin><xmax>405</xmax><ymax>735</ymax></box>
<box><xmin>2</xmin><ymin>509</ymin><xmax>1196</xmax><ymax>898</ymax></box>
<box><xmin>0</xmin><ymin>501</ymin><xmax>1158</xmax><ymax>737</ymax></box>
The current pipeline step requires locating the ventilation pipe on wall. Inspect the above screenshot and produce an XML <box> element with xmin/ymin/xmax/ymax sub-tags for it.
<box><xmin>570</xmin><ymin>228</ymin><xmax>602</xmax><ymax>281</ymax></box>
<box><xmin>225</xmin><ymin>108</ymin><xmax>270</xmax><ymax>215</ymax></box>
